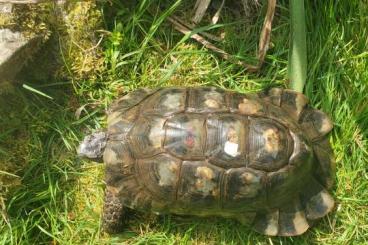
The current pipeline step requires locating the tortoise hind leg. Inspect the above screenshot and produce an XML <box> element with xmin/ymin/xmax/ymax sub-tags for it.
<box><xmin>102</xmin><ymin>187</ymin><xmax>125</xmax><ymax>233</ymax></box>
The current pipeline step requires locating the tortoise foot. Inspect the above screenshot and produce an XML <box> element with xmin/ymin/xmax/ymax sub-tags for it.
<box><xmin>102</xmin><ymin>187</ymin><xmax>125</xmax><ymax>234</ymax></box>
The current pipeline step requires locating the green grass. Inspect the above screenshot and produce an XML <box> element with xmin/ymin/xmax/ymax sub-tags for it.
<box><xmin>1</xmin><ymin>0</ymin><xmax>368</xmax><ymax>244</ymax></box>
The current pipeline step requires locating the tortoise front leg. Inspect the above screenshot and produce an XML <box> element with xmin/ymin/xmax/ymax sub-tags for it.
<box><xmin>102</xmin><ymin>187</ymin><xmax>125</xmax><ymax>233</ymax></box>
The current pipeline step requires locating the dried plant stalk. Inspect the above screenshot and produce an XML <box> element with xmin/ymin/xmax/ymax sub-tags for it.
<box><xmin>170</xmin><ymin>15</ymin><xmax>223</xmax><ymax>42</ymax></box>
<box><xmin>192</xmin><ymin>0</ymin><xmax>212</xmax><ymax>24</ymax></box>
<box><xmin>0</xmin><ymin>0</ymin><xmax>49</xmax><ymax>3</ymax></box>
<box><xmin>168</xmin><ymin>16</ymin><xmax>258</xmax><ymax>71</ymax></box>
<box><xmin>258</xmin><ymin>0</ymin><xmax>276</xmax><ymax>67</ymax></box>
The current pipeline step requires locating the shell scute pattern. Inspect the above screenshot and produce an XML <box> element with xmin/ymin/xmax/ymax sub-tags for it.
<box><xmin>103</xmin><ymin>87</ymin><xmax>335</xmax><ymax>236</ymax></box>
<box><xmin>141</xmin><ymin>88</ymin><xmax>187</xmax><ymax>116</ymax></box>
<box><xmin>206</xmin><ymin>113</ymin><xmax>246</xmax><ymax>168</ymax></box>
<box><xmin>164</xmin><ymin>113</ymin><xmax>206</xmax><ymax>159</ymax></box>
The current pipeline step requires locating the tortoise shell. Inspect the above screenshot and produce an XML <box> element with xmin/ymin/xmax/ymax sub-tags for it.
<box><xmin>103</xmin><ymin>87</ymin><xmax>335</xmax><ymax>236</ymax></box>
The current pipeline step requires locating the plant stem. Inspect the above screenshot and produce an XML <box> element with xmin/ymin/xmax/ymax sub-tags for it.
<box><xmin>288</xmin><ymin>0</ymin><xmax>307</xmax><ymax>93</ymax></box>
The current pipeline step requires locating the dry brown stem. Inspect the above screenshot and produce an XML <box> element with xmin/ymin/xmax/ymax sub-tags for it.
<box><xmin>167</xmin><ymin>16</ymin><xmax>258</xmax><ymax>71</ymax></box>
<box><xmin>170</xmin><ymin>15</ymin><xmax>223</xmax><ymax>42</ymax></box>
<box><xmin>258</xmin><ymin>0</ymin><xmax>276</xmax><ymax>67</ymax></box>
<box><xmin>0</xmin><ymin>0</ymin><xmax>50</xmax><ymax>3</ymax></box>
<box><xmin>192</xmin><ymin>0</ymin><xmax>212</xmax><ymax>24</ymax></box>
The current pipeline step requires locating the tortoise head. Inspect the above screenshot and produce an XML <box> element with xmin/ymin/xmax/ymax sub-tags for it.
<box><xmin>77</xmin><ymin>131</ymin><xmax>107</xmax><ymax>163</ymax></box>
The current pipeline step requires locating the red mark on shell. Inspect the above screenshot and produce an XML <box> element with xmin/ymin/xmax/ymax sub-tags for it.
<box><xmin>184</xmin><ymin>128</ymin><xmax>195</xmax><ymax>148</ymax></box>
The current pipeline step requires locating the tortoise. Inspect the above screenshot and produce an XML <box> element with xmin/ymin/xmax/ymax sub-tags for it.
<box><xmin>77</xmin><ymin>87</ymin><xmax>335</xmax><ymax>236</ymax></box>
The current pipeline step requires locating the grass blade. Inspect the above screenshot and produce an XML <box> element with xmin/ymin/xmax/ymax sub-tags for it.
<box><xmin>22</xmin><ymin>84</ymin><xmax>53</xmax><ymax>100</ymax></box>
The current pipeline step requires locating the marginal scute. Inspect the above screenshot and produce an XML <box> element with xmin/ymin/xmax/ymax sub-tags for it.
<box><xmin>228</xmin><ymin>91</ymin><xmax>247</xmax><ymax>112</ymax></box>
<box><xmin>306</xmin><ymin>189</ymin><xmax>334</xmax><ymax>220</ymax></box>
<box><xmin>108</xmin><ymin>88</ymin><xmax>158</xmax><ymax>114</ymax></box>
<box><xmin>278</xmin><ymin>199</ymin><xmax>309</xmax><ymax>236</ymax></box>
<box><xmin>278</xmin><ymin>210</ymin><xmax>309</xmax><ymax>236</ymax></box>
<box><xmin>313</xmin><ymin>138</ymin><xmax>336</xmax><ymax>189</ymax></box>
<box><xmin>253</xmin><ymin>210</ymin><xmax>279</xmax><ymax>236</ymax></box>
<box><xmin>260</xmin><ymin>88</ymin><xmax>309</xmax><ymax>121</ymax></box>
<box><xmin>261</xmin><ymin>87</ymin><xmax>283</xmax><ymax>106</ymax></box>
<box><xmin>300</xmin><ymin>178</ymin><xmax>335</xmax><ymax>221</ymax></box>
<box><xmin>254</xmin><ymin>198</ymin><xmax>312</xmax><ymax>236</ymax></box>
<box><xmin>238</xmin><ymin>98</ymin><xmax>264</xmax><ymax>115</ymax></box>
<box><xmin>280</xmin><ymin>89</ymin><xmax>309</xmax><ymax>120</ymax></box>
<box><xmin>301</xmin><ymin>109</ymin><xmax>333</xmax><ymax>140</ymax></box>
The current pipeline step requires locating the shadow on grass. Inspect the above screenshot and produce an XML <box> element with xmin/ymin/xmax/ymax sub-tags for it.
<box><xmin>107</xmin><ymin>211</ymin><xmax>333</xmax><ymax>244</ymax></box>
<box><xmin>0</xmin><ymin>81</ymin><xmax>96</xmax><ymax>244</ymax></box>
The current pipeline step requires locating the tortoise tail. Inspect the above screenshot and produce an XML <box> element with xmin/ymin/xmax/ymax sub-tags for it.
<box><xmin>252</xmin><ymin>177</ymin><xmax>334</xmax><ymax>236</ymax></box>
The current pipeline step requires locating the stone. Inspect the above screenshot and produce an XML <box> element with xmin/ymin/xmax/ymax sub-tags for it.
<box><xmin>0</xmin><ymin>29</ymin><xmax>41</xmax><ymax>83</ymax></box>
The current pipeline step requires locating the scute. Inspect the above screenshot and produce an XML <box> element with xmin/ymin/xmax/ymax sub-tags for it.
<box><xmin>108</xmin><ymin>88</ymin><xmax>158</xmax><ymax>114</ymax></box>
<box><xmin>228</xmin><ymin>92</ymin><xmax>266</xmax><ymax>116</ymax></box>
<box><xmin>206</xmin><ymin>114</ymin><xmax>247</xmax><ymax>168</ymax></box>
<box><xmin>248</xmin><ymin>118</ymin><xmax>291</xmax><ymax>171</ymax></box>
<box><xmin>136</xmin><ymin>154</ymin><xmax>181</xmax><ymax>203</ymax></box>
<box><xmin>128</xmin><ymin>115</ymin><xmax>166</xmax><ymax>157</ymax></box>
<box><xmin>224</xmin><ymin>168</ymin><xmax>266</xmax><ymax>210</ymax></box>
<box><xmin>107</xmin><ymin>105</ymin><xmax>140</xmax><ymax>139</ymax></box>
<box><xmin>164</xmin><ymin>113</ymin><xmax>206</xmax><ymax>159</ymax></box>
<box><xmin>141</xmin><ymin>87</ymin><xmax>186</xmax><ymax>116</ymax></box>
<box><xmin>177</xmin><ymin>161</ymin><xmax>223</xmax><ymax>210</ymax></box>
<box><xmin>187</xmin><ymin>87</ymin><xmax>228</xmax><ymax>113</ymax></box>
<box><xmin>301</xmin><ymin>109</ymin><xmax>333</xmax><ymax>140</ymax></box>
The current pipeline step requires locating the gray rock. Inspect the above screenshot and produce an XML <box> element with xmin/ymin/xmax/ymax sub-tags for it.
<box><xmin>0</xmin><ymin>3</ymin><xmax>12</xmax><ymax>13</ymax></box>
<box><xmin>0</xmin><ymin>29</ymin><xmax>41</xmax><ymax>83</ymax></box>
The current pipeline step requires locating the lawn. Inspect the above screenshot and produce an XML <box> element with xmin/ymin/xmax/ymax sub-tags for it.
<box><xmin>0</xmin><ymin>0</ymin><xmax>367</xmax><ymax>244</ymax></box>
